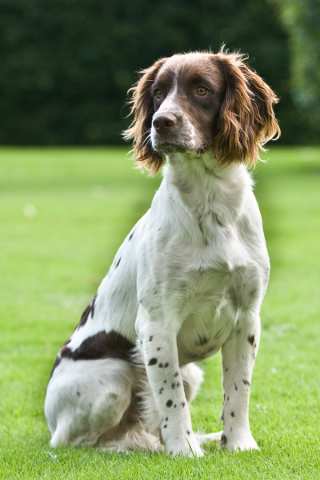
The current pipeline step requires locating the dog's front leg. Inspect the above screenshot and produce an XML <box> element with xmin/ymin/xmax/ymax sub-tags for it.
<box><xmin>221</xmin><ymin>310</ymin><xmax>261</xmax><ymax>451</ymax></box>
<box><xmin>136</xmin><ymin>305</ymin><xmax>203</xmax><ymax>457</ymax></box>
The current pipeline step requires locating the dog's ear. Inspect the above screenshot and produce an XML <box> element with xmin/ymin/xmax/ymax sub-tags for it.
<box><xmin>213</xmin><ymin>52</ymin><xmax>280</xmax><ymax>167</ymax></box>
<box><xmin>123</xmin><ymin>58</ymin><xmax>167</xmax><ymax>174</ymax></box>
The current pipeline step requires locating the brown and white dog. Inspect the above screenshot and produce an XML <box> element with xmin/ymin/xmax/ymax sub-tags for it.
<box><xmin>45</xmin><ymin>50</ymin><xmax>280</xmax><ymax>456</ymax></box>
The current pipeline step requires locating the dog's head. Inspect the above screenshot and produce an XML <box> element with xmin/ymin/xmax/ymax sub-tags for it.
<box><xmin>124</xmin><ymin>50</ymin><xmax>280</xmax><ymax>173</ymax></box>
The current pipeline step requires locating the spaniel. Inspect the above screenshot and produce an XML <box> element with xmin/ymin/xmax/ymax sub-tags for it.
<box><xmin>45</xmin><ymin>50</ymin><xmax>280</xmax><ymax>456</ymax></box>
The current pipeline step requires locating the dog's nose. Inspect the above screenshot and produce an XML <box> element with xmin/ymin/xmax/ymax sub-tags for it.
<box><xmin>153</xmin><ymin>113</ymin><xmax>177</xmax><ymax>133</ymax></box>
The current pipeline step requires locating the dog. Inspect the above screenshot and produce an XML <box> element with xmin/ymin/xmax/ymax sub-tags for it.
<box><xmin>44</xmin><ymin>49</ymin><xmax>280</xmax><ymax>456</ymax></box>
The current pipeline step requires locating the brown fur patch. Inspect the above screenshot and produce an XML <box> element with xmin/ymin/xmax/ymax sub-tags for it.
<box><xmin>60</xmin><ymin>330</ymin><xmax>134</xmax><ymax>362</ymax></box>
<box><xmin>78</xmin><ymin>295</ymin><xmax>97</xmax><ymax>329</ymax></box>
<box><xmin>213</xmin><ymin>51</ymin><xmax>280</xmax><ymax>166</ymax></box>
<box><xmin>123</xmin><ymin>58</ymin><xmax>167</xmax><ymax>174</ymax></box>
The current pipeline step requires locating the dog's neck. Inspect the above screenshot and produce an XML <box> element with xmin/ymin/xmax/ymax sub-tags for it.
<box><xmin>162</xmin><ymin>151</ymin><xmax>253</xmax><ymax>226</ymax></box>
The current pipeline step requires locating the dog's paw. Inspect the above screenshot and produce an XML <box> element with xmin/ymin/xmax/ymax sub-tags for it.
<box><xmin>221</xmin><ymin>430</ymin><xmax>259</xmax><ymax>452</ymax></box>
<box><xmin>166</xmin><ymin>435</ymin><xmax>204</xmax><ymax>457</ymax></box>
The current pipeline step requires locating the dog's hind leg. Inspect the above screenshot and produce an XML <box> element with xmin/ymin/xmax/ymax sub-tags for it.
<box><xmin>46</xmin><ymin>358</ymin><xmax>134</xmax><ymax>447</ymax></box>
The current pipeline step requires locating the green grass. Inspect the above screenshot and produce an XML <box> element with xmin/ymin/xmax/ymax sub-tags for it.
<box><xmin>0</xmin><ymin>147</ymin><xmax>319</xmax><ymax>479</ymax></box>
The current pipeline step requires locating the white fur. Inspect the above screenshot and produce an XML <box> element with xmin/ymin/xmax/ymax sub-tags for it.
<box><xmin>45</xmin><ymin>151</ymin><xmax>269</xmax><ymax>456</ymax></box>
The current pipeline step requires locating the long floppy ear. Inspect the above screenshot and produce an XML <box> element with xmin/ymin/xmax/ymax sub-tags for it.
<box><xmin>123</xmin><ymin>58</ymin><xmax>167</xmax><ymax>174</ymax></box>
<box><xmin>213</xmin><ymin>52</ymin><xmax>280</xmax><ymax>167</ymax></box>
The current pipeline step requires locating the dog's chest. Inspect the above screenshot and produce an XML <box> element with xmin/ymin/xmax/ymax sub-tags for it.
<box><xmin>176</xmin><ymin>265</ymin><xmax>235</xmax><ymax>364</ymax></box>
<box><xmin>174</xmin><ymin>227</ymin><xmax>247</xmax><ymax>365</ymax></box>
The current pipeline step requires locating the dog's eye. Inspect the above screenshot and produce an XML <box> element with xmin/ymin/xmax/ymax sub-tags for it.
<box><xmin>195</xmin><ymin>86</ymin><xmax>209</xmax><ymax>97</ymax></box>
<box><xmin>153</xmin><ymin>89</ymin><xmax>164</xmax><ymax>101</ymax></box>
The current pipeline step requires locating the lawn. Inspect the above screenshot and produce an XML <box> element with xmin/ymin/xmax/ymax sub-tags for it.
<box><xmin>0</xmin><ymin>147</ymin><xmax>319</xmax><ymax>479</ymax></box>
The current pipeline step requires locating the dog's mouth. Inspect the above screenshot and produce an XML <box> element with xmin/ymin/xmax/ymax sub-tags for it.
<box><xmin>153</xmin><ymin>140</ymin><xmax>209</xmax><ymax>157</ymax></box>
<box><xmin>154</xmin><ymin>141</ymin><xmax>188</xmax><ymax>154</ymax></box>
<box><xmin>151</xmin><ymin>126</ymin><xmax>210</xmax><ymax>157</ymax></box>
<box><xmin>151</xmin><ymin>126</ymin><xmax>193</xmax><ymax>152</ymax></box>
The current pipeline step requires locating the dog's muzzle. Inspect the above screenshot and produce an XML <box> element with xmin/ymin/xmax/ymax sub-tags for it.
<box><xmin>151</xmin><ymin>111</ymin><xmax>194</xmax><ymax>152</ymax></box>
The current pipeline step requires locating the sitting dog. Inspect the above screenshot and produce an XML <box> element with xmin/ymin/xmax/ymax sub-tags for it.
<box><xmin>45</xmin><ymin>50</ymin><xmax>280</xmax><ymax>456</ymax></box>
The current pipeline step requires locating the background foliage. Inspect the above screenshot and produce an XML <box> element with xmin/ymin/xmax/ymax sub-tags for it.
<box><xmin>1</xmin><ymin>0</ymin><xmax>318</xmax><ymax>146</ymax></box>
<box><xmin>275</xmin><ymin>0</ymin><xmax>320</xmax><ymax>142</ymax></box>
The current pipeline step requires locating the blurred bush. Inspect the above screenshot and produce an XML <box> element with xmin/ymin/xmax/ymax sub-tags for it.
<box><xmin>0</xmin><ymin>0</ymin><xmax>316</xmax><ymax>145</ymax></box>
<box><xmin>275</xmin><ymin>0</ymin><xmax>320</xmax><ymax>144</ymax></box>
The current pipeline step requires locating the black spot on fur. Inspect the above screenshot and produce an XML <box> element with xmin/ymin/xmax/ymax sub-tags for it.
<box><xmin>159</xmin><ymin>363</ymin><xmax>164</xmax><ymax>368</ymax></box>
<box><xmin>78</xmin><ymin>304</ymin><xmax>91</xmax><ymax>328</ymax></box>
<box><xmin>163</xmin><ymin>380</ymin><xmax>167</xmax><ymax>384</ymax></box>
<box><xmin>224</xmin><ymin>367</ymin><xmax>229</xmax><ymax>373</ymax></box>
<box><xmin>181</xmin><ymin>401</ymin><xmax>186</xmax><ymax>408</ymax></box>
<box><xmin>230</xmin><ymin>411</ymin><xmax>235</xmax><ymax>417</ymax></box>
<box><xmin>174</xmin><ymin>404</ymin><xmax>177</xmax><ymax>408</ymax></box>
<box><xmin>157</xmin><ymin>347</ymin><xmax>161</xmax><ymax>351</ymax></box>
<box><xmin>159</xmin><ymin>387</ymin><xmax>164</xmax><ymax>394</ymax></box>
<box><xmin>77</xmin><ymin>295</ymin><xmax>97</xmax><ymax>329</ymax></box>
<box><xmin>148</xmin><ymin>357</ymin><xmax>157</xmax><ymax>366</ymax></box>
<box><xmin>234</xmin><ymin>383</ymin><xmax>238</xmax><ymax>391</ymax></box>
<box><xmin>76</xmin><ymin>391</ymin><xmax>81</xmax><ymax>397</ymax></box>
<box><xmin>248</xmin><ymin>335</ymin><xmax>255</xmax><ymax>346</ymax></box>
<box><xmin>163</xmin><ymin>424</ymin><xmax>167</xmax><ymax>428</ymax></box>
<box><xmin>174</xmin><ymin>372</ymin><xmax>179</xmax><ymax>377</ymax></box>
<box><xmin>165</xmin><ymin>417</ymin><xmax>168</xmax><ymax>421</ymax></box>
<box><xmin>186</xmin><ymin>430</ymin><xmax>191</xmax><ymax>435</ymax></box>
<box><xmin>221</xmin><ymin>434</ymin><xmax>228</xmax><ymax>446</ymax></box>
<box><xmin>164</xmin><ymin>362</ymin><xmax>169</xmax><ymax>368</ymax></box>
<box><xmin>242</xmin><ymin>379</ymin><xmax>251</xmax><ymax>386</ymax></box>
<box><xmin>149</xmin><ymin>336</ymin><xmax>153</xmax><ymax>342</ymax></box>
<box><xmin>176</xmin><ymin>382</ymin><xmax>180</xmax><ymax>388</ymax></box>
<box><xmin>60</xmin><ymin>330</ymin><xmax>134</xmax><ymax>362</ymax></box>
<box><xmin>227</xmin><ymin>396</ymin><xmax>230</xmax><ymax>401</ymax></box>
<box><xmin>115</xmin><ymin>257</ymin><xmax>121</xmax><ymax>268</ymax></box>
<box><xmin>171</xmin><ymin>383</ymin><xmax>175</xmax><ymax>389</ymax></box>
<box><xmin>166</xmin><ymin>400</ymin><xmax>173</xmax><ymax>408</ymax></box>
<box><xmin>128</xmin><ymin>230</ymin><xmax>135</xmax><ymax>241</ymax></box>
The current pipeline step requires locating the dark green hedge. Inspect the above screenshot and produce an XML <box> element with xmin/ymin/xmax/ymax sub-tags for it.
<box><xmin>276</xmin><ymin>0</ymin><xmax>320</xmax><ymax>143</ymax></box>
<box><xmin>0</xmin><ymin>0</ymin><xmax>301</xmax><ymax>145</ymax></box>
